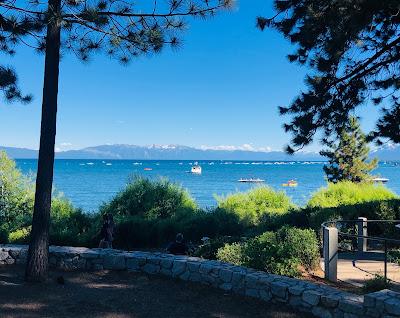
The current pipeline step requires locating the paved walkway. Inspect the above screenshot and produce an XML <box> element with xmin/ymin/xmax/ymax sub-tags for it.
<box><xmin>320</xmin><ymin>255</ymin><xmax>400</xmax><ymax>287</ymax></box>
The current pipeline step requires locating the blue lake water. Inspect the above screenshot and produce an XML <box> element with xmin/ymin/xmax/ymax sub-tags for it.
<box><xmin>15</xmin><ymin>159</ymin><xmax>400</xmax><ymax>213</ymax></box>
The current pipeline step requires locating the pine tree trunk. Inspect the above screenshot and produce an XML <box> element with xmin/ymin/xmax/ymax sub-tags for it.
<box><xmin>25</xmin><ymin>0</ymin><xmax>61</xmax><ymax>282</ymax></box>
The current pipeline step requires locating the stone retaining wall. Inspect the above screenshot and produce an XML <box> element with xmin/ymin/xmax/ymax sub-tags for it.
<box><xmin>1</xmin><ymin>245</ymin><xmax>399</xmax><ymax>318</ymax></box>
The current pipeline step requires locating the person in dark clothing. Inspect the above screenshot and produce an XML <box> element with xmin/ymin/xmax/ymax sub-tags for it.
<box><xmin>166</xmin><ymin>233</ymin><xmax>189</xmax><ymax>255</ymax></box>
<box><xmin>99</xmin><ymin>213</ymin><xmax>115</xmax><ymax>248</ymax></box>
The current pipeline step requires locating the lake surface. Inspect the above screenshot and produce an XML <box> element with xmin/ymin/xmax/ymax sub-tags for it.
<box><xmin>16</xmin><ymin>159</ymin><xmax>400</xmax><ymax>212</ymax></box>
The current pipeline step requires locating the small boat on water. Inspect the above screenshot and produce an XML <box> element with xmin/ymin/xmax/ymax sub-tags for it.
<box><xmin>372</xmin><ymin>177</ymin><xmax>389</xmax><ymax>183</ymax></box>
<box><xmin>238</xmin><ymin>178</ymin><xmax>265</xmax><ymax>183</ymax></box>
<box><xmin>144</xmin><ymin>168</ymin><xmax>153</xmax><ymax>171</ymax></box>
<box><xmin>282</xmin><ymin>180</ymin><xmax>298</xmax><ymax>187</ymax></box>
<box><xmin>191</xmin><ymin>162</ymin><xmax>202</xmax><ymax>174</ymax></box>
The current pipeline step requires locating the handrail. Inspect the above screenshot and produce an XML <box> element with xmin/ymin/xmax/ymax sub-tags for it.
<box><xmin>321</xmin><ymin>219</ymin><xmax>400</xmax><ymax>283</ymax></box>
<box><xmin>321</xmin><ymin>220</ymin><xmax>400</xmax><ymax>244</ymax></box>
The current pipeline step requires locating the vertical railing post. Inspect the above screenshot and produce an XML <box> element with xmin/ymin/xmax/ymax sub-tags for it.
<box><xmin>323</xmin><ymin>226</ymin><xmax>338</xmax><ymax>282</ymax></box>
<box><xmin>384</xmin><ymin>240</ymin><xmax>388</xmax><ymax>283</ymax></box>
<box><xmin>357</xmin><ymin>217</ymin><xmax>368</xmax><ymax>253</ymax></box>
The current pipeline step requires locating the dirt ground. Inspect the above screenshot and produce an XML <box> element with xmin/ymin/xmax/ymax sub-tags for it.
<box><xmin>0</xmin><ymin>265</ymin><xmax>310</xmax><ymax>318</ymax></box>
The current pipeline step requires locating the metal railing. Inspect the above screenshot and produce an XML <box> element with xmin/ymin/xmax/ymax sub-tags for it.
<box><xmin>322</xmin><ymin>218</ymin><xmax>400</xmax><ymax>282</ymax></box>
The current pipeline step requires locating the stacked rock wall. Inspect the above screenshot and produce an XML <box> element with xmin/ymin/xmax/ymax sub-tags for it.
<box><xmin>1</xmin><ymin>245</ymin><xmax>399</xmax><ymax>318</ymax></box>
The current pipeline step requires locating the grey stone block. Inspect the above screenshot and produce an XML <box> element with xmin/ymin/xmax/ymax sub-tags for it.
<box><xmin>0</xmin><ymin>251</ymin><xmax>9</xmax><ymax>261</ymax></box>
<box><xmin>339</xmin><ymin>299</ymin><xmax>364</xmax><ymax>315</ymax></box>
<box><xmin>313</xmin><ymin>306</ymin><xmax>333</xmax><ymax>318</ymax></box>
<box><xmin>187</xmin><ymin>262</ymin><xmax>200</xmax><ymax>272</ymax></box>
<box><xmin>104</xmin><ymin>255</ymin><xmax>126</xmax><ymax>270</ymax></box>
<box><xmin>172</xmin><ymin>260</ymin><xmax>187</xmax><ymax>277</ymax></box>
<box><xmin>384</xmin><ymin>298</ymin><xmax>400</xmax><ymax>316</ymax></box>
<box><xmin>245</xmin><ymin>288</ymin><xmax>259</xmax><ymax>298</ymax></box>
<box><xmin>142</xmin><ymin>263</ymin><xmax>160</xmax><ymax>274</ymax></box>
<box><xmin>220</xmin><ymin>268</ymin><xmax>233</xmax><ymax>283</ymax></box>
<box><xmin>259</xmin><ymin>289</ymin><xmax>272</xmax><ymax>302</ymax></box>
<box><xmin>245</xmin><ymin>274</ymin><xmax>259</xmax><ymax>289</ymax></box>
<box><xmin>159</xmin><ymin>257</ymin><xmax>172</xmax><ymax>268</ymax></box>
<box><xmin>321</xmin><ymin>294</ymin><xmax>341</xmax><ymax>308</ymax></box>
<box><xmin>271</xmin><ymin>281</ymin><xmax>289</xmax><ymax>299</ymax></box>
<box><xmin>302</xmin><ymin>290</ymin><xmax>321</xmax><ymax>306</ymax></box>
<box><xmin>289</xmin><ymin>285</ymin><xmax>304</xmax><ymax>296</ymax></box>
<box><xmin>220</xmin><ymin>282</ymin><xmax>232</xmax><ymax>291</ymax></box>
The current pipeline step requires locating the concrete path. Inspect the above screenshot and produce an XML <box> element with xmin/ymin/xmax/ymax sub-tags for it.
<box><xmin>320</xmin><ymin>256</ymin><xmax>400</xmax><ymax>287</ymax></box>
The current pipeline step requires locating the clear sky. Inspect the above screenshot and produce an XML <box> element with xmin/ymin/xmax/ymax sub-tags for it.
<box><xmin>0</xmin><ymin>0</ymin><xmax>380</xmax><ymax>153</ymax></box>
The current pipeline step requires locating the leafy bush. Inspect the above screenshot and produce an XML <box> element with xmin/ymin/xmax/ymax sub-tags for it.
<box><xmin>217</xmin><ymin>226</ymin><xmax>320</xmax><ymax>277</ymax></box>
<box><xmin>0</xmin><ymin>151</ymin><xmax>34</xmax><ymax>233</ymax></box>
<box><xmin>363</xmin><ymin>274</ymin><xmax>391</xmax><ymax>293</ymax></box>
<box><xmin>0</xmin><ymin>226</ymin><xmax>8</xmax><ymax>243</ymax></box>
<box><xmin>49</xmin><ymin>198</ymin><xmax>100</xmax><ymax>247</ymax></box>
<box><xmin>307</xmin><ymin>182</ymin><xmax>398</xmax><ymax>208</ymax></box>
<box><xmin>8</xmin><ymin>227</ymin><xmax>30</xmax><ymax>243</ymax></box>
<box><xmin>216</xmin><ymin>187</ymin><xmax>295</xmax><ymax>226</ymax></box>
<box><xmin>100</xmin><ymin>176</ymin><xmax>197</xmax><ymax>220</ymax></box>
<box><xmin>305</xmin><ymin>182</ymin><xmax>400</xmax><ymax>230</ymax></box>
<box><xmin>113</xmin><ymin>209</ymin><xmax>245</xmax><ymax>250</ymax></box>
<box><xmin>195</xmin><ymin>236</ymin><xmax>243</xmax><ymax>260</ymax></box>
<box><xmin>216</xmin><ymin>242</ymin><xmax>243</xmax><ymax>265</ymax></box>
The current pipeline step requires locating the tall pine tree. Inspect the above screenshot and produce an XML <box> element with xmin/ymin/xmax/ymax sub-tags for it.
<box><xmin>257</xmin><ymin>0</ymin><xmax>400</xmax><ymax>152</ymax></box>
<box><xmin>320</xmin><ymin>117</ymin><xmax>378</xmax><ymax>183</ymax></box>
<box><xmin>0</xmin><ymin>0</ymin><xmax>234</xmax><ymax>281</ymax></box>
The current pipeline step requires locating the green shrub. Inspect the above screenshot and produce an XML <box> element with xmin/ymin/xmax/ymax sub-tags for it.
<box><xmin>216</xmin><ymin>187</ymin><xmax>295</xmax><ymax>226</ymax></box>
<box><xmin>305</xmin><ymin>182</ymin><xmax>400</xmax><ymax>230</ymax></box>
<box><xmin>217</xmin><ymin>226</ymin><xmax>320</xmax><ymax>277</ymax></box>
<box><xmin>5</xmin><ymin>196</ymin><xmax>100</xmax><ymax>247</ymax></box>
<box><xmin>362</xmin><ymin>274</ymin><xmax>391</xmax><ymax>293</ymax></box>
<box><xmin>113</xmin><ymin>209</ymin><xmax>245</xmax><ymax>250</ymax></box>
<box><xmin>0</xmin><ymin>226</ymin><xmax>9</xmax><ymax>243</ymax></box>
<box><xmin>50</xmin><ymin>198</ymin><xmax>99</xmax><ymax>247</ymax></box>
<box><xmin>9</xmin><ymin>227</ymin><xmax>30</xmax><ymax>243</ymax></box>
<box><xmin>100</xmin><ymin>176</ymin><xmax>197</xmax><ymax>220</ymax></box>
<box><xmin>195</xmin><ymin>236</ymin><xmax>243</xmax><ymax>260</ymax></box>
<box><xmin>276</xmin><ymin>226</ymin><xmax>320</xmax><ymax>270</ymax></box>
<box><xmin>216</xmin><ymin>242</ymin><xmax>243</xmax><ymax>265</ymax></box>
<box><xmin>0</xmin><ymin>151</ymin><xmax>34</xmax><ymax>233</ymax></box>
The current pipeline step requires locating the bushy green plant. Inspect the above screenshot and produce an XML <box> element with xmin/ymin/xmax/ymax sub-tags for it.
<box><xmin>0</xmin><ymin>225</ymin><xmax>9</xmax><ymax>243</ymax></box>
<box><xmin>216</xmin><ymin>242</ymin><xmax>243</xmax><ymax>265</ymax></box>
<box><xmin>308</xmin><ymin>182</ymin><xmax>398</xmax><ymax>208</ymax></box>
<box><xmin>8</xmin><ymin>227</ymin><xmax>30</xmax><ymax>243</ymax></box>
<box><xmin>217</xmin><ymin>226</ymin><xmax>320</xmax><ymax>277</ymax></box>
<box><xmin>0</xmin><ymin>151</ymin><xmax>34</xmax><ymax>233</ymax></box>
<box><xmin>362</xmin><ymin>274</ymin><xmax>391</xmax><ymax>293</ymax></box>
<box><xmin>305</xmin><ymin>182</ymin><xmax>400</xmax><ymax>230</ymax></box>
<box><xmin>194</xmin><ymin>236</ymin><xmax>243</xmax><ymax>260</ymax></box>
<box><xmin>49</xmin><ymin>198</ymin><xmax>99</xmax><ymax>247</ymax></box>
<box><xmin>216</xmin><ymin>187</ymin><xmax>294</xmax><ymax>226</ymax></box>
<box><xmin>100</xmin><ymin>176</ymin><xmax>197</xmax><ymax>220</ymax></box>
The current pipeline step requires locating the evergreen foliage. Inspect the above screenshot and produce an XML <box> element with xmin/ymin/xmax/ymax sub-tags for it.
<box><xmin>320</xmin><ymin>117</ymin><xmax>378</xmax><ymax>183</ymax></box>
<box><xmin>257</xmin><ymin>0</ymin><xmax>400</xmax><ymax>151</ymax></box>
<box><xmin>216</xmin><ymin>186</ymin><xmax>294</xmax><ymax>226</ymax></box>
<box><xmin>216</xmin><ymin>227</ymin><xmax>320</xmax><ymax>277</ymax></box>
<box><xmin>100</xmin><ymin>176</ymin><xmax>197</xmax><ymax>220</ymax></box>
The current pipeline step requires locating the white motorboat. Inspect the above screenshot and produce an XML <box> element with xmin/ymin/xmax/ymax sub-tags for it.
<box><xmin>372</xmin><ymin>177</ymin><xmax>389</xmax><ymax>183</ymax></box>
<box><xmin>191</xmin><ymin>162</ymin><xmax>202</xmax><ymax>174</ymax></box>
<box><xmin>238</xmin><ymin>178</ymin><xmax>265</xmax><ymax>183</ymax></box>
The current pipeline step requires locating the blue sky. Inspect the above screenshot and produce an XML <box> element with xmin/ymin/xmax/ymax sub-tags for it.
<box><xmin>0</xmin><ymin>0</ymin><xmax>380</xmax><ymax>153</ymax></box>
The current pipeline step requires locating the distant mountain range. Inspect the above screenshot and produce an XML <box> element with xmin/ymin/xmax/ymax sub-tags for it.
<box><xmin>1</xmin><ymin>144</ymin><xmax>399</xmax><ymax>161</ymax></box>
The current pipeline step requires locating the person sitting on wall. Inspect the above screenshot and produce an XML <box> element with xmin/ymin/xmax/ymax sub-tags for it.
<box><xmin>166</xmin><ymin>233</ymin><xmax>189</xmax><ymax>255</ymax></box>
<box><xmin>99</xmin><ymin>213</ymin><xmax>115</xmax><ymax>249</ymax></box>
